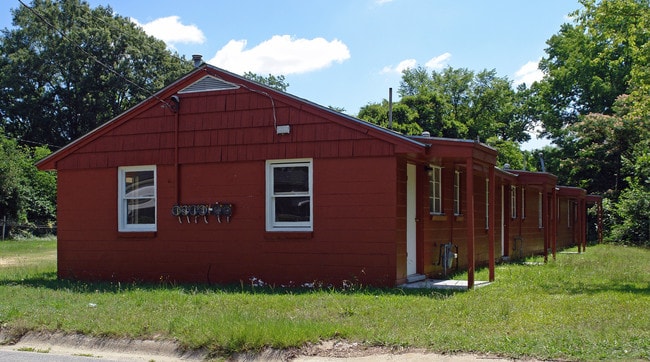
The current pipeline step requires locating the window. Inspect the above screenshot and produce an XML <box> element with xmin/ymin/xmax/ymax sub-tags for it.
<box><xmin>485</xmin><ymin>178</ymin><xmax>489</xmax><ymax>230</ymax></box>
<box><xmin>429</xmin><ymin>165</ymin><xmax>442</xmax><ymax>214</ymax></box>
<box><xmin>510</xmin><ymin>186</ymin><xmax>517</xmax><ymax>219</ymax></box>
<box><xmin>118</xmin><ymin>166</ymin><xmax>156</xmax><ymax>232</ymax></box>
<box><xmin>521</xmin><ymin>187</ymin><xmax>526</xmax><ymax>219</ymax></box>
<box><xmin>266</xmin><ymin>159</ymin><xmax>313</xmax><ymax>231</ymax></box>
<box><xmin>538</xmin><ymin>192</ymin><xmax>543</xmax><ymax>229</ymax></box>
<box><xmin>454</xmin><ymin>170</ymin><xmax>461</xmax><ymax>215</ymax></box>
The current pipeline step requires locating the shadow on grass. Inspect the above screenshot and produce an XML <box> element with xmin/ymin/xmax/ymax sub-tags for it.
<box><xmin>539</xmin><ymin>280</ymin><xmax>650</xmax><ymax>296</ymax></box>
<box><xmin>0</xmin><ymin>271</ymin><xmax>461</xmax><ymax>299</ymax></box>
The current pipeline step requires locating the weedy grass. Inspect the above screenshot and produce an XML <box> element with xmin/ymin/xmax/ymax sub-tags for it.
<box><xmin>1</xmin><ymin>238</ymin><xmax>649</xmax><ymax>360</ymax></box>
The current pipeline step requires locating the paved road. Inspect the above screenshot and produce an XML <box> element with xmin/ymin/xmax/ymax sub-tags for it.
<box><xmin>0</xmin><ymin>345</ymin><xmax>180</xmax><ymax>361</ymax></box>
<box><xmin>0</xmin><ymin>349</ymin><xmax>123</xmax><ymax>361</ymax></box>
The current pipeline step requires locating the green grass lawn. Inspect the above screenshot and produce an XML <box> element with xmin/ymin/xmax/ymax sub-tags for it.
<box><xmin>1</xmin><ymin>238</ymin><xmax>649</xmax><ymax>360</ymax></box>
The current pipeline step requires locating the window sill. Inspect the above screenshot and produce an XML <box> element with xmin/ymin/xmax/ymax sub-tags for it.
<box><xmin>430</xmin><ymin>214</ymin><xmax>446</xmax><ymax>222</ymax></box>
<box><xmin>118</xmin><ymin>231</ymin><xmax>157</xmax><ymax>238</ymax></box>
<box><xmin>264</xmin><ymin>231</ymin><xmax>313</xmax><ymax>240</ymax></box>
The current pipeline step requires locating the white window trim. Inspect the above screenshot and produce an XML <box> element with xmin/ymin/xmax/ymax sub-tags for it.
<box><xmin>266</xmin><ymin>159</ymin><xmax>313</xmax><ymax>232</ymax></box>
<box><xmin>429</xmin><ymin>165</ymin><xmax>442</xmax><ymax>214</ymax></box>
<box><xmin>454</xmin><ymin>170</ymin><xmax>461</xmax><ymax>215</ymax></box>
<box><xmin>510</xmin><ymin>186</ymin><xmax>517</xmax><ymax>219</ymax></box>
<box><xmin>118</xmin><ymin>165</ymin><xmax>157</xmax><ymax>232</ymax></box>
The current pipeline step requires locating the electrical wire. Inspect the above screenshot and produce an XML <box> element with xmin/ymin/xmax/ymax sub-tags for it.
<box><xmin>18</xmin><ymin>0</ymin><xmax>279</xmax><ymax>131</ymax></box>
<box><xmin>0</xmin><ymin>133</ymin><xmax>61</xmax><ymax>149</ymax></box>
<box><xmin>237</xmin><ymin>83</ymin><xmax>279</xmax><ymax>131</ymax></box>
<box><xmin>201</xmin><ymin>67</ymin><xmax>280</xmax><ymax>130</ymax></box>
<box><xmin>17</xmin><ymin>0</ymin><xmax>174</xmax><ymax>110</ymax></box>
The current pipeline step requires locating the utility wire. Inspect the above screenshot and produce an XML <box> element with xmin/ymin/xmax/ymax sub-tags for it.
<box><xmin>0</xmin><ymin>132</ymin><xmax>62</xmax><ymax>149</ymax></box>
<box><xmin>17</xmin><ymin>0</ymin><xmax>173</xmax><ymax>109</ymax></box>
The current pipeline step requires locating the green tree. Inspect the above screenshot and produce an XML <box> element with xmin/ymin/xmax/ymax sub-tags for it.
<box><xmin>242</xmin><ymin>72</ymin><xmax>289</xmax><ymax>92</ymax></box>
<box><xmin>486</xmin><ymin>137</ymin><xmax>524</xmax><ymax>169</ymax></box>
<box><xmin>0</xmin><ymin>131</ymin><xmax>56</xmax><ymax>235</ymax></box>
<box><xmin>398</xmin><ymin>66</ymin><xmax>529</xmax><ymax>142</ymax></box>
<box><xmin>0</xmin><ymin>133</ymin><xmax>23</xmax><ymax>222</ymax></box>
<box><xmin>608</xmin><ymin>125</ymin><xmax>650</xmax><ymax>245</ymax></box>
<box><xmin>536</xmin><ymin>0</ymin><xmax>650</xmax><ymax>140</ymax></box>
<box><xmin>560</xmin><ymin>95</ymin><xmax>646</xmax><ymax>193</ymax></box>
<box><xmin>357</xmin><ymin>100</ymin><xmax>423</xmax><ymax>136</ymax></box>
<box><xmin>0</xmin><ymin>0</ymin><xmax>192</xmax><ymax>148</ymax></box>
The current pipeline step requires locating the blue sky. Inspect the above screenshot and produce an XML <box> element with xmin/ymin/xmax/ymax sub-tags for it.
<box><xmin>1</xmin><ymin>0</ymin><xmax>582</xmax><ymax>149</ymax></box>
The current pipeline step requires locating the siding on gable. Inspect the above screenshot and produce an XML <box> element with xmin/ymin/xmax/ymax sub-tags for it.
<box><xmin>55</xmin><ymin>88</ymin><xmax>398</xmax><ymax>171</ymax></box>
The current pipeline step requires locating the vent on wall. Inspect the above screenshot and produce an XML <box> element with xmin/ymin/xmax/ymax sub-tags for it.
<box><xmin>178</xmin><ymin>75</ymin><xmax>240</xmax><ymax>94</ymax></box>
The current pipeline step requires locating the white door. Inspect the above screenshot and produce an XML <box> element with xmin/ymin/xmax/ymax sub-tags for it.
<box><xmin>406</xmin><ymin>164</ymin><xmax>417</xmax><ymax>276</ymax></box>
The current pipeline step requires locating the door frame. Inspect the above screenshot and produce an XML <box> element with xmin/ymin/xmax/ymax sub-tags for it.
<box><xmin>406</xmin><ymin>163</ymin><xmax>417</xmax><ymax>276</ymax></box>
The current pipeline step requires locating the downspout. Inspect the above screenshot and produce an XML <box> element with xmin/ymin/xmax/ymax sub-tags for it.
<box><xmin>171</xmin><ymin>95</ymin><xmax>181</xmax><ymax>204</ymax></box>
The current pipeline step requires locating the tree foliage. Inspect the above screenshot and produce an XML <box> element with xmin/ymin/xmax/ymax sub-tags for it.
<box><xmin>0</xmin><ymin>0</ymin><xmax>193</xmax><ymax>148</ymax></box>
<box><xmin>242</xmin><ymin>72</ymin><xmax>290</xmax><ymax>92</ymax></box>
<box><xmin>537</xmin><ymin>0</ymin><xmax>650</xmax><ymax>139</ymax></box>
<box><xmin>357</xmin><ymin>100</ymin><xmax>423</xmax><ymax>135</ymax></box>
<box><xmin>533</xmin><ymin>0</ymin><xmax>650</xmax><ymax>244</ymax></box>
<box><xmin>397</xmin><ymin>66</ymin><xmax>530</xmax><ymax>142</ymax></box>
<box><xmin>359</xmin><ymin>66</ymin><xmax>531</xmax><ymax>164</ymax></box>
<box><xmin>0</xmin><ymin>131</ymin><xmax>56</xmax><ymax>234</ymax></box>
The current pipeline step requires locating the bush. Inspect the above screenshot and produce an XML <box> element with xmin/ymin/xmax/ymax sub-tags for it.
<box><xmin>0</xmin><ymin>131</ymin><xmax>56</xmax><ymax>238</ymax></box>
<box><xmin>608</xmin><ymin>185</ymin><xmax>650</xmax><ymax>246</ymax></box>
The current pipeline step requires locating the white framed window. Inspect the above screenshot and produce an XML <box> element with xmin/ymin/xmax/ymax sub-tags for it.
<box><xmin>266</xmin><ymin>159</ymin><xmax>313</xmax><ymax>231</ymax></box>
<box><xmin>510</xmin><ymin>185</ymin><xmax>517</xmax><ymax>219</ymax></box>
<box><xmin>485</xmin><ymin>178</ymin><xmax>489</xmax><ymax>230</ymax></box>
<box><xmin>118</xmin><ymin>165</ymin><xmax>156</xmax><ymax>232</ymax></box>
<box><xmin>521</xmin><ymin>187</ymin><xmax>526</xmax><ymax>219</ymax></box>
<box><xmin>454</xmin><ymin>170</ymin><xmax>461</xmax><ymax>215</ymax></box>
<box><xmin>538</xmin><ymin>192</ymin><xmax>543</xmax><ymax>229</ymax></box>
<box><xmin>429</xmin><ymin>165</ymin><xmax>442</xmax><ymax>214</ymax></box>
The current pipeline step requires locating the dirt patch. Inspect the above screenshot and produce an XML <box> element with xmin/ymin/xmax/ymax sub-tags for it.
<box><xmin>0</xmin><ymin>330</ymin><xmax>527</xmax><ymax>361</ymax></box>
<box><xmin>0</xmin><ymin>250</ymin><xmax>56</xmax><ymax>268</ymax></box>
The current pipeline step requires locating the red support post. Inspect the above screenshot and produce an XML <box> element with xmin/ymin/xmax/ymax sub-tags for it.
<box><xmin>488</xmin><ymin>166</ymin><xmax>495</xmax><ymax>282</ymax></box>
<box><xmin>465</xmin><ymin>158</ymin><xmax>475</xmax><ymax>289</ymax></box>
<box><xmin>552</xmin><ymin>188</ymin><xmax>557</xmax><ymax>260</ymax></box>
<box><xmin>543</xmin><ymin>191</ymin><xmax>549</xmax><ymax>263</ymax></box>
<box><xmin>582</xmin><ymin>199</ymin><xmax>587</xmax><ymax>252</ymax></box>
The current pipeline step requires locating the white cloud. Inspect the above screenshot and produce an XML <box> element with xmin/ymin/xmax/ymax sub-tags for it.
<box><xmin>380</xmin><ymin>58</ymin><xmax>416</xmax><ymax>74</ymax></box>
<box><xmin>514</xmin><ymin>60</ymin><xmax>544</xmax><ymax>87</ymax></box>
<box><xmin>131</xmin><ymin>16</ymin><xmax>205</xmax><ymax>47</ymax></box>
<box><xmin>376</xmin><ymin>0</ymin><xmax>395</xmax><ymax>4</ymax></box>
<box><xmin>206</xmin><ymin>35</ymin><xmax>350</xmax><ymax>75</ymax></box>
<box><xmin>380</xmin><ymin>52</ymin><xmax>451</xmax><ymax>74</ymax></box>
<box><xmin>424</xmin><ymin>52</ymin><xmax>451</xmax><ymax>70</ymax></box>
